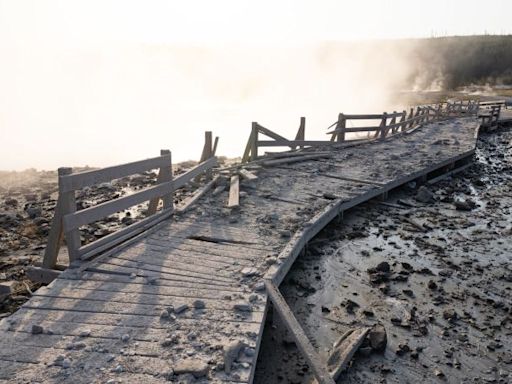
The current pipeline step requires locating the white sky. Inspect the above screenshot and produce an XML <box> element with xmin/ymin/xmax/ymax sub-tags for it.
<box><xmin>1</xmin><ymin>0</ymin><xmax>511</xmax><ymax>46</ymax></box>
<box><xmin>1</xmin><ymin>0</ymin><xmax>511</xmax><ymax>171</ymax></box>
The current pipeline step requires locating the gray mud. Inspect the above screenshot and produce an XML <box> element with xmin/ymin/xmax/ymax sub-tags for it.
<box><xmin>255</xmin><ymin>129</ymin><xmax>512</xmax><ymax>383</ymax></box>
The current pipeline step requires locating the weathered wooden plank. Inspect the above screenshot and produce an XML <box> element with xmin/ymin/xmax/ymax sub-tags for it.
<box><xmin>176</xmin><ymin>175</ymin><xmax>219</xmax><ymax>213</ymax></box>
<box><xmin>261</xmin><ymin>153</ymin><xmax>331</xmax><ymax>166</ymax></box>
<box><xmin>43</xmin><ymin>276</ymin><xmax>249</xmax><ymax>299</ymax></box>
<box><xmin>96</xmin><ymin>257</ymin><xmax>237</xmax><ymax>282</ymax></box>
<box><xmin>60</xmin><ymin>270</ymin><xmax>245</xmax><ymax>292</ymax></box>
<box><xmin>107</xmin><ymin>252</ymin><xmax>239</xmax><ymax>275</ymax></box>
<box><xmin>239</xmin><ymin>169</ymin><xmax>258</xmax><ymax>181</ymax></box>
<box><xmin>265</xmin><ymin>281</ymin><xmax>335</xmax><ymax>384</ymax></box>
<box><xmin>257</xmin><ymin>140</ymin><xmax>335</xmax><ymax>147</ymax></box>
<box><xmin>327</xmin><ymin>327</ymin><xmax>371</xmax><ymax>381</ymax></box>
<box><xmin>327</xmin><ymin>125</ymin><xmax>379</xmax><ymax>134</ymax></box>
<box><xmin>116</xmin><ymin>246</ymin><xmax>256</xmax><ymax>267</ymax></box>
<box><xmin>256</xmin><ymin>124</ymin><xmax>290</xmax><ymax>143</ymax></box>
<box><xmin>228</xmin><ymin>175</ymin><xmax>240</xmax><ymax>208</ymax></box>
<box><xmin>166</xmin><ymin>219</ymin><xmax>266</xmax><ymax>239</ymax></box>
<box><xmin>22</xmin><ymin>296</ymin><xmax>265</xmax><ymax>323</ymax></box>
<box><xmin>84</xmin><ymin>263</ymin><xmax>237</xmax><ymax>287</ymax></box>
<box><xmin>63</xmin><ymin>181</ymin><xmax>173</xmax><ymax>231</ymax></box>
<box><xmin>78</xmin><ymin>208</ymin><xmax>172</xmax><ymax>259</ymax></box>
<box><xmin>32</xmin><ymin>286</ymin><xmax>265</xmax><ymax>312</ymax></box>
<box><xmin>136</xmin><ymin>238</ymin><xmax>262</xmax><ymax>260</ymax></box>
<box><xmin>59</xmin><ymin>154</ymin><xmax>171</xmax><ymax>193</ymax></box>
<box><xmin>173</xmin><ymin>156</ymin><xmax>218</xmax><ymax>190</ymax></box>
<box><xmin>146</xmin><ymin>231</ymin><xmax>273</xmax><ymax>253</ymax></box>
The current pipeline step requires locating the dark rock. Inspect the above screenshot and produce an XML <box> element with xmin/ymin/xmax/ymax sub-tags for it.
<box><xmin>368</xmin><ymin>325</ymin><xmax>387</xmax><ymax>352</ymax></box>
<box><xmin>396</xmin><ymin>343</ymin><xmax>411</xmax><ymax>356</ymax></box>
<box><xmin>341</xmin><ymin>299</ymin><xmax>360</xmax><ymax>314</ymax></box>
<box><xmin>443</xmin><ymin>308</ymin><xmax>458</xmax><ymax>323</ymax></box>
<box><xmin>415</xmin><ymin>186</ymin><xmax>435</xmax><ymax>203</ymax></box>
<box><xmin>454</xmin><ymin>199</ymin><xmax>477</xmax><ymax>211</ymax></box>
<box><xmin>31</xmin><ymin>324</ymin><xmax>44</xmax><ymax>334</ymax></box>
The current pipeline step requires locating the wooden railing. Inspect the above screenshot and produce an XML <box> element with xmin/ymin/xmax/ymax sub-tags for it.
<box><xmin>39</xmin><ymin>133</ymin><xmax>218</xmax><ymax>275</ymax></box>
<box><xmin>479</xmin><ymin>104</ymin><xmax>502</xmax><ymax>129</ymax></box>
<box><xmin>242</xmin><ymin>100</ymin><xmax>480</xmax><ymax>163</ymax></box>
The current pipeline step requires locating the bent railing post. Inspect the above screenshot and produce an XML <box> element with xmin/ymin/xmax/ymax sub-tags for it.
<box><xmin>295</xmin><ymin>117</ymin><xmax>306</xmax><ymax>148</ymax></box>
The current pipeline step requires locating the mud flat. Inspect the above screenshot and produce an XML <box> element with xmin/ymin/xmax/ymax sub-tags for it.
<box><xmin>255</xmin><ymin>129</ymin><xmax>512</xmax><ymax>383</ymax></box>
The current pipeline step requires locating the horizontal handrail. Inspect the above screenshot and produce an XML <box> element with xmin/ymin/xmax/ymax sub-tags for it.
<box><xmin>63</xmin><ymin>180</ymin><xmax>174</xmax><ymax>231</ymax></box>
<box><xmin>79</xmin><ymin>208</ymin><xmax>173</xmax><ymax>260</ymax></box>
<box><xmin>59</xmin><ymin>154</ymin><xmax>171</xmax><ymax>193</ymax></box>
<box><xmin>174</xmin><ymin>156</ymin><xmax>218</xmax><ymax>189</ymax></box>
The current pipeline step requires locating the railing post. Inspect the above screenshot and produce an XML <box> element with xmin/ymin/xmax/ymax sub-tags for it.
<box><xmin>41</xmin><ymin>167</ymin><xmax>71</xmax><ymax>269</ymax></box>
<box><xmin>212</xmin><ymin>136</ymin><xmax>219</xmax><ymax>156</ymax></box>
<box><xmin>379</xmin><ymin>112</ymin><xmax>388</xmax><ymax>139</ymax></box>
<box><xmin>407</xmin><ymin>108</ymin><xmax>414</xmax><ymax>129</ymax></box>
<box><xmin>336</xmin><ymin>113</ymin><xmax>346</xmax><ymax>142</ymax></box>
<box><xmin>203</xmin><ymin>132</ymin><xmax>213</xmax><ymax>180</ymax></box>
<box><xmin>389</xmin><ymin>111</ymin><xmax>397</xmax><ymax>133</ymax></box>
<box><xmin>148</xmin><ymin>149</ymin><xmax>173</xmax><ymax>215</ymax></box>
<box><xmin>161</xmin><ymin>149</ymin><xmax>174</xmax><ymax>210</ymax></box>
<box><xmin>399</xmin><ymin>110</ymin><xmax>406</xmax><ymax>132</ymax></box>
<box><xmin>250</xmin><ymin>122</ymin><xmax>258</xmax><ymax>161</ymax></box>
<box><xmin>199</xmin><ymin>131</ymin><xmax>213</xmax><ymax>163</ymax></box>
<box><xmin>60</xmin><ymin>167</ymin><xmax>81</xmax><ymax>262</ymax></box>
<box><xmin>295</xmin><ymin>117</ymin><xmax>306</xmax><ymax>148</ymax></box>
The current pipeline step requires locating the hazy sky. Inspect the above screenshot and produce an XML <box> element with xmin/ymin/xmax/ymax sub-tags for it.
<box><xmin>1</xmin><ymin>0</ymin><xmax>511</xmax><ymax>45</ymax></box>
<box><xmin>1</xmin><ymin>0</ymin><xmax>511</xmax><ymax>171</ymax></box>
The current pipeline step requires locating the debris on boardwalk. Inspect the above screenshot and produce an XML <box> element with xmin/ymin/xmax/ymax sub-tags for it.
<box><xmin>255</xmin><ymin>129</ymin><xmax>512</xmax><ymax>383</ymax></box>
<box><xmin>1</xmin><ymin>103</ymin><xmax>510</xmax><ymax>383</ymax></box>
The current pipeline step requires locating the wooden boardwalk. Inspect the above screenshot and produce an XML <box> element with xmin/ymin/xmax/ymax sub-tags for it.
<box><xmin>0</xmin><ymin>116</ymin><xmax>479</xmax><ymax>383</ymax></box>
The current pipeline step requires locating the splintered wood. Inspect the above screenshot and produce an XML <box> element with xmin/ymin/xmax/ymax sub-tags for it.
<box><xmin>228</xmin><ymin>174</ymin><xmax>240</xmax><ymax>207</ymax></box>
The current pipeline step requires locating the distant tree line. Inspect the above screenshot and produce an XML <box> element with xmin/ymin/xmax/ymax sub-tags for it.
<box><xmin>403</xmin><ymin>35</ymin><xmax>512</xmax><ymax>90</ymax></box>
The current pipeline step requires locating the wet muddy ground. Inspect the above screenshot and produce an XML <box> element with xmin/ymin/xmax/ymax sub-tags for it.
<box><xmin>255</xmin><ymin>128</ymin><xmax>512</xmax><ymax>383</ymax></box>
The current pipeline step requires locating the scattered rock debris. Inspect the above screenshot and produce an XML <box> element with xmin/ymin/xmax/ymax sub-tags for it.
<box><xmin>255</xmin><ymin>129</ymin><xmax>512</xmax><ymax>383</ymax></box>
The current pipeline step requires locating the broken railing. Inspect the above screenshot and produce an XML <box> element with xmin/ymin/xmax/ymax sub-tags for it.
<box><xmin>478</xmin><ymin>100</ymin><xmax>504</xmax><ymax>129</ymax></box>
<box><xmin>251</xmin><ymin>100</ymin><xmax>482</xmax><ymax>384</ymax></box>
<box><xmin>29</xmin><ymin>132</ymin><xmax>219</xmax><ymax>283</ymax></box>
<box><xmin>242</xmin><ymin>100</ymin><xmax>480</xmax><ymax>163</ymax></box>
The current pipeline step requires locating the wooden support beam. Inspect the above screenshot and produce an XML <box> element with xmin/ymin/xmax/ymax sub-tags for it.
<box><xmin>327</xmin><ymin>328</ymin><xmax>371</xmax><ymax>381</ymax></box>
<box><xmin>26</xmin><ymin>266</ymin><xmax>62</xmax><ymax>284</ymax></box>
<box><xmin>227</xmin><ymin>175</ymin><xmax>240</xmax><ymax>207</ymax></box>
<box><xmin>265</xmin><ymin>281</ymin><xmax>335</xmax><ymax>384</ymax></box>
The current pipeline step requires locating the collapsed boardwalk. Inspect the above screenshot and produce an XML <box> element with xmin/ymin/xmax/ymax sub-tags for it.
<box><xmin>0</xmin><ymin>111</ymin><xmax>481</xmax><ymax>382</ymax></box>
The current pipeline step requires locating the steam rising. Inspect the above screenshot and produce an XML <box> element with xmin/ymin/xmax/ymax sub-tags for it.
<box><xmin>1</xmin><ymin>36</ymin><xmax>511</xmax><ymax>171</ymax></box>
